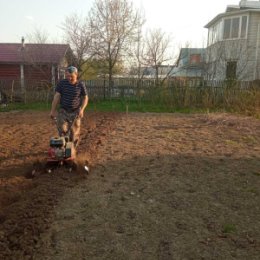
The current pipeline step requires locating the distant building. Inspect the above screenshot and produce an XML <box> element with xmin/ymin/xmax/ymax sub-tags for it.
<box><xmin>204</xmin><ymin>0</ymin><xmax>260</xmax><ymax>81</ymax></box>
<box><xmin>0</xmin><ymin>38</ymin><xmax>74</xmax><ymax>87</ymax></box>
<box><xmin>129</xmin><ymin>65</ymin><xmax>175</xmax><ymax>79</ymax></box>
<box><xmin>170</xmin><ymin>48</ymin><xmax>206</xmax><ymax>86</ymax></box>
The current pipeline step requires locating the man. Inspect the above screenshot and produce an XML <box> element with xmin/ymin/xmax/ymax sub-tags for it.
<box><xmin>50</xmin><ymin>66</ymin><xmax>88</xmax><ymax>147</ymax></box>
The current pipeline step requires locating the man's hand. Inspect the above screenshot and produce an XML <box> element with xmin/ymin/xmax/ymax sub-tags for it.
<box><xmin>79</xmin><ymin>96</ymin><xmax>88</xmax><ymax>118</ymax></box>
<box><xmin>50</xmin><ymin>110</ymin><xmax>57</xmax><ymax>119</ymax></box>
<box><xmin>50</xmin><ymin>92</ymin><xmax>60</xmax><ymax>119</ymax></box>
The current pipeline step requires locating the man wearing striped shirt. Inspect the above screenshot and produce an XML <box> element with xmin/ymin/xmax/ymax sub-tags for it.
<box><xmin>50</xmin><ymin>66</ymin><xmax>88</xmax><ymax>147</ymax></box>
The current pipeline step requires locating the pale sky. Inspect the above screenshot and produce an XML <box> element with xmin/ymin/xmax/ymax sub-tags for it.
<box><xmin>0</xmin><ymin>0</ymin><xmax>240</xmax><ymax>47</ymax></box>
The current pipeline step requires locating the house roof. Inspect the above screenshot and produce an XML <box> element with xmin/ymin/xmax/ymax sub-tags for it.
<box><xmin>205</xmin><ymin>8</ymin><xmax>260</xmax><ymax>28</ymax></box>
<box><xmin>0</xmin><ymin>43</ymin><xmax>71</xmax><ymax>64</ymax></box>
<box><xmin>205</xmin><ymin>1</ymin><xmax>260</xmax><ymax>28</ymax></box>
<box><xmin>176</xmin><ymin>48</ymin><xmax>206</xmax><ymax>67</ymax></box>
<box><xmin>170</xmin><ymin>48</ymin><xmax>205</xmax><ymax>78</ymax></box>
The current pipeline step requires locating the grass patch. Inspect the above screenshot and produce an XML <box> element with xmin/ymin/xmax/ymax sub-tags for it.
<box><xmin>88</xmin><ymin>100</ymin><xmax>215</xmax><ymax>114</ymax></box>
<box><xmin>0</xmin><ymin>102</ymin><xmax>50</xmax><ymax>112</ymax></box>
<box><xmin>222</xmin><ymin>224</ymin><xmax>236</xmax><ymax>234</ymax></box>
<box><xmin>245</xmin><ymin>188</ymin><xmax>258</xmax><ymax>195</ymax></box>
<box><xmin>241</xmin><ymin>135</ymin><xmax>258</xmax><ymax>144</ymax></box>
<box><xmin>1</xmin><ymin>99</ymin><xmax>259</xmax><ymax>116</ymax></box>
<box><xmin>225</xmin><ymin>139</ymin><xmax>241</xmax><ymax>147</ymax></box>
<box><xmin>1</xmin><ymin>100</ymin><xmax>210</xmax><ymax>114</ymax></box>
<box><xmin>253</xmin><ymin>172</ymin><xmax>260</xmax><ymax>177</ymax></box>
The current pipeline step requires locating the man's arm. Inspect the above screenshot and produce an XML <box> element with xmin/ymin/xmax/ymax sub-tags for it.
<box><xmin>79</xmin><ymin>95</ymin><xmax>88</xmax><ymax>118</ymax></box>
<box><xmin>50</xmin><ymin>92</ymin><xmax>61</xmax><ymax>118</ymax></box>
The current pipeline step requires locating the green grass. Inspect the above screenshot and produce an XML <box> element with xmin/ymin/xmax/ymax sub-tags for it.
<box><xmin>222</xmin><ymin>224</ymin><xmax>236</xmax><ymax>234</ymax></box>
<box><xmin>241</xmin><ymin>135</ymin><xmax>258</xmax><ymax>144</ymax></box>
<box><xmin>0</xmin><ymin>102</ymin><xmax>51</xmax><ymax>112</ymax></box>
<box><xmin>225</xmin><ymin>139</ymin><xmax>241</xmax><ymax>147</ymax></box>
<box><xmin>88</xmin><ymin>100</ymin><xmax>213</xmax><ymax>113</ymax></box>
<box><xmin>90</xmin><ymin>100</ymin><xmax>170</xmax><ymax>112</ymax></box>
<box><xmin>0</xmin><ymin>99</ymin><xmax>258</xmax><ymax>116</ymax></box>
<box><xmin>0</xmin><ymin>100</ymin><xmax>206</xmax><ymax>113</ymax></box>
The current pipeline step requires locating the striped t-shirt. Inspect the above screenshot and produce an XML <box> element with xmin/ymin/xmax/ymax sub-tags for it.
<box><xmin>55</xmin><ymin>79</ymin><xmax>88</xmax><ymax>111</ymax></box>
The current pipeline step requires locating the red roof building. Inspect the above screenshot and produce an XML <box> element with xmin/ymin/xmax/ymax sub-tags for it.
<box><xmin>0</xmin><ymin>38</ymin><xmax>74</xmax><ymax>88</ymax></box>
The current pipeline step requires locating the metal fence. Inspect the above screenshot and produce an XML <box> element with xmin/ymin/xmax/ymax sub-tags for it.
<box><xmin>0</xmin><ymin>79</ymin><xmax>53</xmax><ymax>104</ymax></box>
<box><xmin>86</xmin><ymin>78</ymin><xmax>259</xmax><ymax>100</ymax></box>
<box><xmin>0</xmin><ymin>78</ymin><xmax>259</xmax><ymax>110</ymax></box>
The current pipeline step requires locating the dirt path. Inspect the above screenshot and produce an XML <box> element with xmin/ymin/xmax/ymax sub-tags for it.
<box><xmin>0</xmin><ymin>111</ymin><xmax>259</xmax><ymax>259</ymax></box>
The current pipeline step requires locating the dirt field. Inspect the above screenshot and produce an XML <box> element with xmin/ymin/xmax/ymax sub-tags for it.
<box><xmin>0</xmin><ymin>110</ymin><xmax>259</xmax><ymax>260</ymax></box>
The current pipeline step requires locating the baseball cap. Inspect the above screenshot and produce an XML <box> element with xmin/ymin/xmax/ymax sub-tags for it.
<box><xmin>66</xmin><ymin>66</ymin><xmax>78</xmax><ymax>74</ymax></box>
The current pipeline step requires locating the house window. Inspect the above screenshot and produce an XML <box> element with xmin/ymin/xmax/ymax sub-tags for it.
<box><xmin>223</xmin><ymin>15</ymin><xmax>248</xmax><ymax>40</ymax></box>
<box><xmin>190</xmin><ymin>54</ymin><xmax>201</xmax><ymax>64</ymax></box>
<box><xmin>223</xmin><ymin>19</ymin><xmax>231</xmax><ymax>39</ymax></box>
<box><xmin>241</xmin><ymin>16</ymin><xmax>248</xmax><ymax>38</ymax></box>
<box><xmin>226</xmin><ymin>61</ymin><xmax>237</xmax><ymax>79</ymax></box>
<box><xmin>208</xmin><ymin>21</ymin><xmax>222</xmax><ymax>45</ymax></box>
<box><xmin>231</xmin><ymin>17</ymin><xmax>239</xmax><ymax>38</ymax></box>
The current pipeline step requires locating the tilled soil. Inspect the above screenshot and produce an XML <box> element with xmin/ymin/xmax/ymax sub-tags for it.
<box><xmin>0</xmin><ymin>111</ymin><xmax>259</xmax><ymax>260</ymax></box>
<box><xmin>0</xmin><ymin>111</ymin><xmax>120</xmax><ymax>260</ymax></box>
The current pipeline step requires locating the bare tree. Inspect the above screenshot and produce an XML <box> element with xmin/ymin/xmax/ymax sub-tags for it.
<box><xmin>89</xmin><ymin>0</ymin><xmax>140</xmax><ymax>88</ymax></box>
<box><xmin>23</xmin><ymin>29</ymin><xmax>54</xmax><ymax>87</ymax></box>
<box><xmin>125</xmin><ymin>6</ymin><xmax>146</xmax><ymax>78</ymax></box>
<box><xmin>26</xmin><ymin>26</ymin><xmax>49</xmax><ymax>43</ymax></box>
<box><xmin>61</xmin><ymin>13</ymin><xmax>94</xmax><ymax>77</ymax></box>
<box><xmin>142</xmin><ymin>28</ymin><xmax>174</xmax><ymax>86</ymax></box>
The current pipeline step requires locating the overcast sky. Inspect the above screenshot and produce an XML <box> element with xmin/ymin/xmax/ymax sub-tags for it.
<box><xmin>0</xmin><ymin>0</ymin><xmax>240</xmax><ymax>47</ymax></box>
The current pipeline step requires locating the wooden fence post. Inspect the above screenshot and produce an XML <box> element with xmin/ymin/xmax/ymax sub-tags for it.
<box><xmin>11</xmin><ymin>80</ymin><xmax>14</xmax><ymax>103</ymax></box>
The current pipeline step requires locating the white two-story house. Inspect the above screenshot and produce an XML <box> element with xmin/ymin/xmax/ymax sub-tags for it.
<box><xmin>204</xmin><ymin>0</ymin><xmax>260</xmax><ymax>81</ymax></box>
